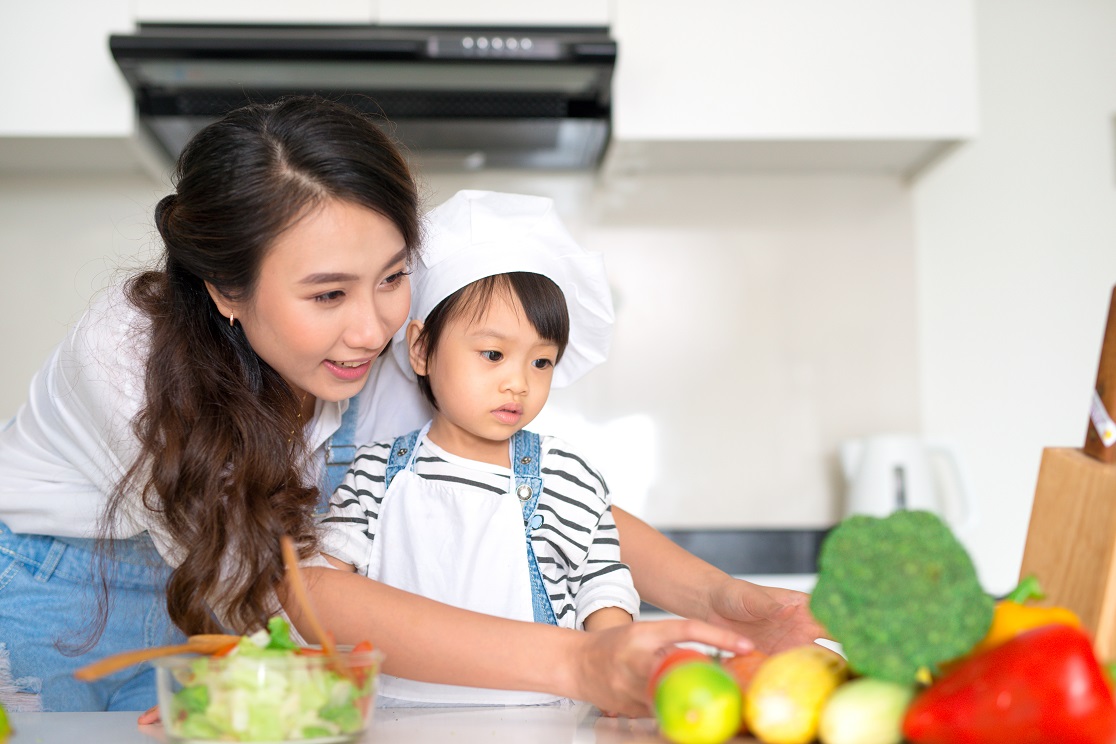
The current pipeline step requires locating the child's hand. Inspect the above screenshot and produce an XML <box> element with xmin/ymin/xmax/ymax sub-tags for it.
<box><xmin>137</xmin><ymin>705</ymin><xmax>160</xmax><ymax>725</ymax></box>
<box><xmin>583</xmin><ymin>606</ymin><xmax>633</xmax><ymax>632</ymax></box>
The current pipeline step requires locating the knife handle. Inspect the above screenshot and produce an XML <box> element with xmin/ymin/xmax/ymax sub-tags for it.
<box><xmin>1084</xmin><ymin>285</ymin><xmax>1116</xmax><ymax>463</ymax></box>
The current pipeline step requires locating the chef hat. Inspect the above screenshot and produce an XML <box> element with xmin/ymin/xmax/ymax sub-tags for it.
<box><xmin>391</xmin><ymin>189</ymin><xmax>614</xmax><ymax>389</ymax></box>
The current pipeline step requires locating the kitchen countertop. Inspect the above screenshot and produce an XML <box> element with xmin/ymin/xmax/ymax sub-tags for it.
<box><xmin>10</xmin><ymin>705</ymin><xmax>767</xmax><ymax>743</ymax></box>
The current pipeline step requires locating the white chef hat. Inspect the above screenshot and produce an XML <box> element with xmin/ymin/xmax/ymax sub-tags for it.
<box><xmin>391</xmin><ymin>189</ymin><xmax>614</xmax><ymax>388</ymax></box>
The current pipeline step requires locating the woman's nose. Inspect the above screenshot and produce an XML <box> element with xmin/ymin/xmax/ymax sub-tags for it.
<box><xmin>345</xmin><ymin>304</ymin><xmax>392</xmax><ymax>351</ymax></box>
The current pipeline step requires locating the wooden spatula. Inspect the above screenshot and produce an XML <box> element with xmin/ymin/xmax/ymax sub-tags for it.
<box><xmin>1020</xmin><ymin>285</ymin><xmax>1116</xmax><ymax>656</ymax></box>
<box><xmin>73</xmin><ymin>634</ymin><xmax>240</xmax><ymax>681</ymax></box>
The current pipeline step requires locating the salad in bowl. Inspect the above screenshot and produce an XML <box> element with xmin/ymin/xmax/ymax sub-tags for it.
<box><xmin>155</xmin><ymin>617</ymin><xmax>380</xmax><ymax>743</ymax></box>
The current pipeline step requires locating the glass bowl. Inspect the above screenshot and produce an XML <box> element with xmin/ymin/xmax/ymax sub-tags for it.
<box><xmin>155</xmin><ymin>647</ymin><xmax>382</xmax><ymax>743</ymax></box>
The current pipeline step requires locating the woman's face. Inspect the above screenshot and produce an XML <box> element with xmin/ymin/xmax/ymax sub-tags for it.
<box><xmin>223</xmin><ymin>199</ymin><xmax>411</xmax><ymax>408</ymax></box>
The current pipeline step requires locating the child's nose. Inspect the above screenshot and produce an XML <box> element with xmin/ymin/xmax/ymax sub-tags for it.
<box><xmin>501</xmin><ymin>367</ymin><xmax>529</xmax><ymax>395</ymax></box>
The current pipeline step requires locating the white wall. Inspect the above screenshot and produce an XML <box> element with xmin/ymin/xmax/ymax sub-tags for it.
<box><xmin>913</xmin><ymin>0</ymin><xmax>1116</xmax><ymax>593</ymax></box>
<box><xmin>0</xmin><ymin>168</ymin><xmax>921</xmax><ymax>532</ymax></box>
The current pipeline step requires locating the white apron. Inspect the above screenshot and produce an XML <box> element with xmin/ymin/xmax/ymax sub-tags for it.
<box><xmin>370</xmin><ymin>424</ymin><xmax>560</xmax><ymax>705</ymax></box>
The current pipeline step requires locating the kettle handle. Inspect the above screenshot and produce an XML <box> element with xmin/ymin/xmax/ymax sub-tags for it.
<box><xmin>926</xmin><ymin>439</ymin><xmax>979</xmax><ymax>534</ymax></box>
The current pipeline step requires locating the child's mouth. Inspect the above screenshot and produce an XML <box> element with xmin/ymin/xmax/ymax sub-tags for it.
<box><xmin>492</xmin><ymin>404</ymin><xmax>523</xmax><ymax>425</ymax></box>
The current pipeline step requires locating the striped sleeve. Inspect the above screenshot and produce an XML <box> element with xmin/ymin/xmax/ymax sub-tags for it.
<box><xmin>317</xmin><ymin>441</ymin><xmax>391</xmax><ymax>574</ymax></box>
<box><xmin>536</xmin><ymin>437</ymin><xmax>640</xmax><ymax>628</ymax></box>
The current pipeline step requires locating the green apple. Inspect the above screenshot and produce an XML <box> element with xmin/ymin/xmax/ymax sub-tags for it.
<box><xmin>0</xmin><ymin>701</ymin><xmax>10</xmax><ymax>743</ymax></box>
<box><xmin>654</xmin><ymin>660</ymin><xmax>743</xmax><ymax>744</ymax></box>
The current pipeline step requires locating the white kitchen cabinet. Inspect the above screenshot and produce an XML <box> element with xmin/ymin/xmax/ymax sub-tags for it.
<box><xmin>607</xmin><ymin>0</ymin><xmax>978</xmax><ymax>176</ymax></box>
<box><xmin>0</xmin><ymin>0</ymin><xmax>977</xmax><ymax>176</ymax></box>
<box><xmin>131</xmin><ymin>0</ymin><xmax>374</xmax><ymax>25</ymax></box>
<box><xmin>0</xmin><ymin>2</ymin><xmax>134</xmax><ymax>138</ymax></box>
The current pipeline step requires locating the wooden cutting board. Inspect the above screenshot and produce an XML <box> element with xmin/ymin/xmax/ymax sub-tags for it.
<box><xmin>1019</xmin><ymin>285</ymin><xmax>1116</xmax><ymax>656</ymax></box>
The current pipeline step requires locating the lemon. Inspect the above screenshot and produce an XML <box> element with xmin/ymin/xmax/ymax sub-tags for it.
<box><xmin>744</xmin><ymin>645</ymin><xmax>848</xmax><ymax>744</ymax></box>
<box><xmin>654</xmin><ymin>660</ymin><xmax>742</xmax><ymax>744</ymax></box>
<box><xmin>0</xmin><ymin>701</ymin><xmax>10</xmax><ymax>743</ymax></box>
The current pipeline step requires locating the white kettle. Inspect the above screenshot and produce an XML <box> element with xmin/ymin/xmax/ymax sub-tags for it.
<box><xmin>838</xmin><ymin>434</ymin><xmax>977</xmax><ymax>533</ymax></box>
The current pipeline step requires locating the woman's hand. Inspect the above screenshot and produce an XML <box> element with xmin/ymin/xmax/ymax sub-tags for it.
<box><xmin>570</xmin><ymin>619</ymin><xmax>754</xmax><ymax>718</ymax></box>
<box><xmin>137</xmin><ymin>705</ymin><xmax>160</xmax><ymax>725</ymax></box>
<box><xmin>703</xmin><ymin>576</ymin><xmax>828</xmax><ymax>654</ymax></box>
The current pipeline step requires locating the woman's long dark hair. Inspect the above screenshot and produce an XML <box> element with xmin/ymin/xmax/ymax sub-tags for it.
<box><xmin>106</xmin><ymin>96</ymin><xmax>421</xmax><ymax>635</ymax></box>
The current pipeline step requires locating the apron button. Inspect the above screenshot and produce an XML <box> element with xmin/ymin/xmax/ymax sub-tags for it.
<box><xmin>520</xmin><ymin>456</ymin><xmax>532</xmax><ymax>465</ymax></box>
<box><xmin>396</xmin><ymin>447</ymin><xmax>409</xmax><ymax>457</ymax></box>
<box><xmin>516</xmin><ymin>484</ymin><xmax>532</xmax><ymax>502</ymax></box>
<box><xmin>529</xmin><ymin>514</ymin><xmax>544</xmax><ymax>530</ymax></box>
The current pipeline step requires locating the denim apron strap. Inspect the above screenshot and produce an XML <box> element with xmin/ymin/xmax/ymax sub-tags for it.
<box><xmin>385</xmin><ymin>428</ymin><xmax>423</xmax><ymax>490</ymax></box>
<box><xmin>512</xmin><ymin>429</ymin><xmax>558</xmax><ymax>626</ymax></box>
<box><xmin>320</xmin><ymin>394</ymin><xmax>362</xmax><ymax>513</ymax></box>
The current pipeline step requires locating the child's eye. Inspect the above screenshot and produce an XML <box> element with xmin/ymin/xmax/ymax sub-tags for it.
<box><xmin>481</xmin><ymin>350</ymin><xmax>503</xmax><ymax>362</ymax></box>
<box><xmin>532</xmin><ymin>358</ymin><xmax>554</xmax><ymax>369</ymax></box>
<box><xmin>314</xmin><ymin>290</ymin><xmax>345</xmax><ymax>303</ymax></box>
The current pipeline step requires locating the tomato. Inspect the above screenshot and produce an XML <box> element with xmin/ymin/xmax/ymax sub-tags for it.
<box><xmin>648</xmin><ymin>648</ymin><xmax>712</xmax><ymax>701</ymax></box>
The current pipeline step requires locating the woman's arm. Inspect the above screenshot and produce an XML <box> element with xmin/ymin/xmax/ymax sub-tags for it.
<box><xmin>611</xmin><ymin>506</ymin><xmax>827</xmax><ymax>653</ymax></box>
<box><xmin>287</xmin><ymin>567</ymin><xmax>753</xmax><ymax>717</ymax></box>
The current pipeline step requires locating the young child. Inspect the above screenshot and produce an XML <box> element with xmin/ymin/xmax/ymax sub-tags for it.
<box><xmin>318</xmin><ymin>190</ymin><xmax>639</xmax><ymax>706</ymax></box>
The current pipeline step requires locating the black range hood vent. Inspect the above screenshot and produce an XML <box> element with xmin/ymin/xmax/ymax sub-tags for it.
<box><xmin>109</xmin><ymin>24</ymin><xmax>617</xmax><ymax>171</ymax></box>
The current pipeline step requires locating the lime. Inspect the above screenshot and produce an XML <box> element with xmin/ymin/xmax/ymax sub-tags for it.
<box><xmin>654</xmin><ymin>660</ymin><xmax>743</xmax><ymax>744</ymax></box>
<box><xmin>0</xmin><ymin>701</ymin><xmax>10</xmax><ymax>743</ymax></box>
<box><xmin>647</xmin><ymin>647</ymin><xmax>711</xmax><ymax>700</ymax></box>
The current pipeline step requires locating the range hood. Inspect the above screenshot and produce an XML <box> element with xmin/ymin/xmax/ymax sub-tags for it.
<box><xmin>109</xmin><ymin>24</ymin><xmax>616</xmax><ymax>170</ymax></box>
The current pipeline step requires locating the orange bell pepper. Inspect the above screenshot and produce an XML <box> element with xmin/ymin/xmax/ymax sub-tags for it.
<box><xmin>968</xmin><ymin>574</ymin><xmax>1079</xmax><ymax>657</ymax></box>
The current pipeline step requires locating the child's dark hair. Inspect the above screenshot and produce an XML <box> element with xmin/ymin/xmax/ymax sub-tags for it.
<box><xmin>415</xmin><ymin>272</ymin><xmax>569</xmax><ymax>409</ymax></box>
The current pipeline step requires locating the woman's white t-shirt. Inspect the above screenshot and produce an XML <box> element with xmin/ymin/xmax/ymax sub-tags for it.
<box><xmin>0</xmin><ymin>284</ymin><xmax>431</xmax><ymax>567</ymax></box>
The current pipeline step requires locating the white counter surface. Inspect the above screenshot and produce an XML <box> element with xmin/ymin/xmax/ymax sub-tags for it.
<box><xmin>11</xmin><ymin>705</ymin><xmax>766</xmax><ymax>744</ymax></box>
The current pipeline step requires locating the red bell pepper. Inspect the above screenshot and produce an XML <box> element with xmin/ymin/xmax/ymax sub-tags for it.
<box><xmin>902</xmin><ymin>623</ymin><xmax>1116</xmax><ymax>744</ymax></box>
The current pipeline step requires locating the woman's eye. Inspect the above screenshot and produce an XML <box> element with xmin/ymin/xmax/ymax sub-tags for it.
<box><xmin>314</xmin><ymin>290</ymin><xmax>345</xmax><ymax>303</ymax></box>
<box><xmin>383</xmin><ymin>269</ymin><xmax>412</xmax><ymax>287</ymax></box>
<box><xmin>481</xmin><ymin>350</ymin><xmax>503</xmax><ymax>362</ymax></box>
<box><xmin>532</xmin><ymin>358</ymin><xmax>555</xmax><ymax>369</ymax></box>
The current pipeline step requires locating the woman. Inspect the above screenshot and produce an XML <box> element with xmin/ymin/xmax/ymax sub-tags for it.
<box><xmin>0</xmin><ymin>96</ymin><xmax>820</xmax><ymax>716</ymax></box>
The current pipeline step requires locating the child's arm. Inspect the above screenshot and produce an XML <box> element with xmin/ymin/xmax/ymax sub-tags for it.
<box><xmin>583</xmin><ymin>606</ymin><xmax>633</xmax><ymax>632</ymax></box>
<box><xmin>612</xmin><ymin>506</ymin><xmax>827</xmax><ymax>653</ymax></box>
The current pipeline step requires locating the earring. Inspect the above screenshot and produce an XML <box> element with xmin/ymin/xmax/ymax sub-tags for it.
<box><xmin>229</xmin><ymin>312</ymin><xmax>235</xmax><ymax>327</ymax></box>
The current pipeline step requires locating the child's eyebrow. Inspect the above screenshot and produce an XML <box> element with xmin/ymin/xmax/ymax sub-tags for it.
<box><xmin>468</xmin><ymin>327</ymin><xmax>559</xmax><ymax>347</ymax></box>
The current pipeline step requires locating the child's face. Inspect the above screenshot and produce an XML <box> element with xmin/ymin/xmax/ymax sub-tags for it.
<box><xmin>418</xmin><ymin>291</ymin><xmax>558</xmax><ymax>466</ymax></box>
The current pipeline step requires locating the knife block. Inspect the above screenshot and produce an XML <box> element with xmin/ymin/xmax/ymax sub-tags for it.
<box><xmin>1019</xmin><ymin>448</ymin><xmax>1116</xmax><ymax>658</ymax></box>
<box><xmin>1019</xmin><ymin>285</ymin><xmax>1116</xmax><ymax>657</ymax></box>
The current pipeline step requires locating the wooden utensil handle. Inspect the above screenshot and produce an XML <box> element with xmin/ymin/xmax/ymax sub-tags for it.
<box><xmin>1084</xmin><ymin>285</ymin><xmax>1116</xmax><ymax>463</ymax></box>
<box><xmin>73</xmin><ymin>643</ymin><xmax>198</xmax><ymax>681</ymax></box>
<box><xmin>73</xmin><ymin>636</ymin><xmax>239</xmax><ymax>681</ymax></box>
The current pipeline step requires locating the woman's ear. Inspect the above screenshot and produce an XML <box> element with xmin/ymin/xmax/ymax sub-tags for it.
<box><xmin>406</xmin><ymin>320</ymin><xmax>428</xmax><ymax>376</ymax></box>
<box><xmin>203</xmin><ymin>281</ymin><xmax>237</xmax><ymax>322</ymax></box>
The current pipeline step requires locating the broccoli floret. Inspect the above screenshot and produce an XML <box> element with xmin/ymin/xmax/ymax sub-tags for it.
<box><xmin>810</xmin><ymin>510</ymin><xmax>994</xmax><ymax>684</ymax></box>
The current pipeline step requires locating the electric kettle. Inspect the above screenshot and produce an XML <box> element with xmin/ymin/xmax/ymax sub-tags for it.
<box><xmin>838</xmin><ymin>434</ymin><xmax>977</xmax><ymax>533</ymax></box>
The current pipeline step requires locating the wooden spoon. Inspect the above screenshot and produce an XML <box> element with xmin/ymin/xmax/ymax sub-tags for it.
<box><xmin>279</xmin><ymin>535</ymin><xmax>338</xmax><ymax>660</ymax></box>
<box><xmin>73</xmin><ymin>634</ymin><xmax>240</xmax><ymax>681</ymax></box>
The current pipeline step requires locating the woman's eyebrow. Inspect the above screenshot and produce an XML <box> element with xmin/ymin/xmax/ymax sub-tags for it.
<box><xmin>299</xmin><ymin>272</ymin><xmax>359</xmax><ymax>285</ymax></box>
<box><xmin>298</xmin><ymin>249</ymin><xmax>409</xmax><ymax>285</ymax></box>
